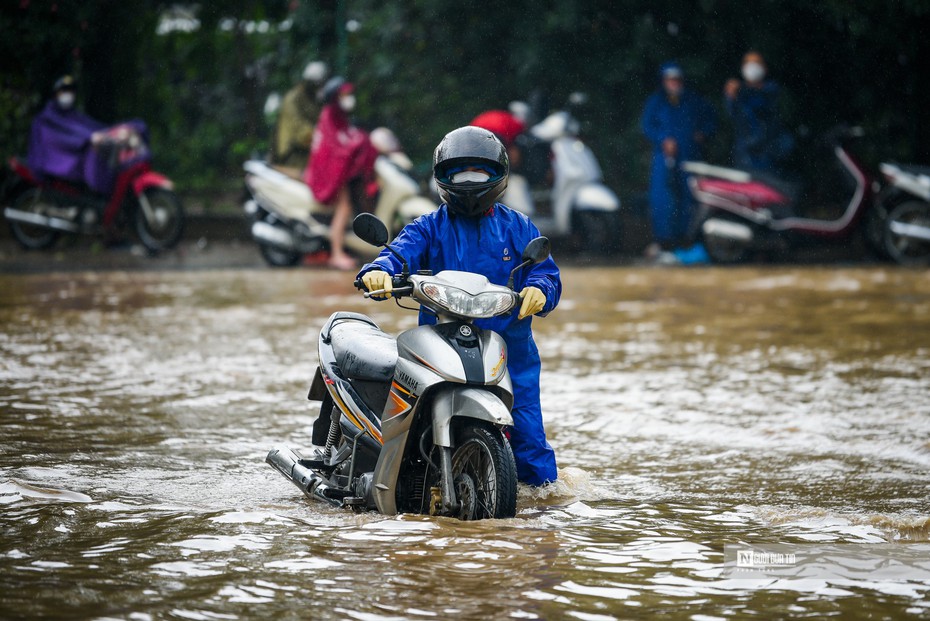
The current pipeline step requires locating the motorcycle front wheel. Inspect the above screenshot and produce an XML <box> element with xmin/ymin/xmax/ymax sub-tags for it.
<box><xmin>134</xmin><ymin>188</ymin><xmax>184</xmax><ymax>253</ymax></box>
<box><xmin>8</xmin><ymin>188</ymin><xmax>61</xmax><ymax>250</ymax></box>
<box><xmin>884</xmin><ymin>200</ymin><xmax>930</xmax><ymax>266</ymax></box>
<box><xmin>451</xmin><ymin>423</ymin><xmax>517</xmax><ymax>520</ymax></box>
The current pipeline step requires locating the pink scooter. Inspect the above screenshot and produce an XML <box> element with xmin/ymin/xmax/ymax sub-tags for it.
<box><xmin>683</xmin><ymin>127</ymin><xmax>884</xmax><ymax>263</ymax></box>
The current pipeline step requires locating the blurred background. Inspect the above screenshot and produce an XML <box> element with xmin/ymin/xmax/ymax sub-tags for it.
<box><xmin>2</xmin><ymin>0</ymin><xmax>929</xmax><ymax>211</ymax></box>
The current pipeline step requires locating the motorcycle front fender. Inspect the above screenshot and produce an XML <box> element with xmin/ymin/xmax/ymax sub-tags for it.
<box><xmin>431</xmin><ymin>386</ymin><xmax>513</xmax><ymax>448</ymax></box>
<box><xmin>132</xmin><ymin>170</ymin><xmax>174</xmax><ymax>194</ymax></box>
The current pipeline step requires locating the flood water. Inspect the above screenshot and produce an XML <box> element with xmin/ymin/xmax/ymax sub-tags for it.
<box><xmin>1</xmin><ymin>265</ymin><xmax>929</xmax><ymax>620</ymax></box>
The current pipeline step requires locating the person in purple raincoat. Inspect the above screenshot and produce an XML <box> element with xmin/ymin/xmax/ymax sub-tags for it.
<box><xmin>357</xmin><ymin>126</ymin><xmax>561</xmax><ymax>487</ymax></box>
<box><xmin>27</xmin><ymin>76</ymin><xmax>105</xmax><ymax>184</ymax></box>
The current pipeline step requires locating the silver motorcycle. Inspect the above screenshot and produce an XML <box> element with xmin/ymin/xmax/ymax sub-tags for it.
<box><xmin>266</xmin><ymin>213</ymin><xmax>551</xmax><ymax>519</ymax></box>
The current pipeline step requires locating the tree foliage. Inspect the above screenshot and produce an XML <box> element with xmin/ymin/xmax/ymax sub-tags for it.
<box><xmin>2</xmin><ymin>0</ymin><xmax>928</xmax><ymax>201</ymax></box>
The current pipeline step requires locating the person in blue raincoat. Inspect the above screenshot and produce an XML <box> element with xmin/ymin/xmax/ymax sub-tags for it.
<box><xmin>357</xmin><ymin>126</ymin><xmax>560</xmax><ymax>487</ymax></box>
<box><xmin>723</xmin><ymin>51</ymin><xmax>794</xmax><ymax>173</ymax></box>
<box><xmin>641</xmin><ymin>62</ymin><xmax>716</xmax><ymax>255</ymax></box>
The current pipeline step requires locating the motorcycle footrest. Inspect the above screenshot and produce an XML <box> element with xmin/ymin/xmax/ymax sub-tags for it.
<box><xmin>341</xmin><ymin>496</ymin><xmax>366</xmax><ymax>507</ymax></box>
<box><xmin>320</xmin><ymin>488</ymin><xmax>353</xmax><ymax>501</ymax></box>
<box><xmin>297</xmin><ymin>457</ymin><xmax>326</xmax><ymax>469</ymax></box>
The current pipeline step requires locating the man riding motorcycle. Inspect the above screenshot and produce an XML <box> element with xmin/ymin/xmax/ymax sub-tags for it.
<box><xmin>357</xmin><ymin>126</ymin><xmax>561</xmax><ymax>487</ymax></box>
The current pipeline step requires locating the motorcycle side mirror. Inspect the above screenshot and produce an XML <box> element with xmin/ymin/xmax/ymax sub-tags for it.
<box><xmin>352</xmin><ymin>213</ymin><xmax>410</xmax><ymax>278</ymax></box>
<box><xmin>507</xmin><ymin>236</ymin><xmax>551</xmax><ymax>289</ymax></box>
<box><xmin>353</xmin><ymin>213</ymin><xmax>389</xmax><ymax>247</ymax></box>
<box><xmin>522</xmin><ymin>236</ymin><xmax>551</xmax><ymax>265</ymax></box>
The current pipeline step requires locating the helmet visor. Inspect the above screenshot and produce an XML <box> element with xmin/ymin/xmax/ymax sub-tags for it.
<box><xmin>436</xmin><ymin>162</ymin><xmax>504</xmax><ymax>185</ymax></box>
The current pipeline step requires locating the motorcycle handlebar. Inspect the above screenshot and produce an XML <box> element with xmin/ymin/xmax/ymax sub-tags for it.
<box><xmin>355</xmin><ymin>275</ymin><xmax>412</xmax><ymax>298</ymax></box>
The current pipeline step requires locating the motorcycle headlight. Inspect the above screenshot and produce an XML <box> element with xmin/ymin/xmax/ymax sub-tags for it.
<box><xmin>420</xmin><ymin>282</ymin><xmax>516</xmax><ymax>318</ymax></box>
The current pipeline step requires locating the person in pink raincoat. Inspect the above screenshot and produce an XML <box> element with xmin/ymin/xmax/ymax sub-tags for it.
<box><xmin>304</xmin><ymin>77</ymin><xmax>377</xmax><ymax>270</ymax></box>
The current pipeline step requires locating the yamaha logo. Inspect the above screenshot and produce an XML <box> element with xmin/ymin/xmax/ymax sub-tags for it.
<box><xmin>459</xmin><ymin>325</ymin><xmax>473</xmax><ymax>337</ymax></box>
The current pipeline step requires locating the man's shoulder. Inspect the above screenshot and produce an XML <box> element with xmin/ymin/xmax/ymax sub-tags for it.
<box><xmin>495</xmin><ymin>202</ymin><xmax>528</xmax><ymax>221</ymax></box>
<box><xmin>644</xmin><ymin>91</ymin><xmax>665</xmax><ymax>107</ymax></box>
<box><xmin>494</xmin><ymin>204</ymin><xmax>538</xmax><ymax>235</ymax></box>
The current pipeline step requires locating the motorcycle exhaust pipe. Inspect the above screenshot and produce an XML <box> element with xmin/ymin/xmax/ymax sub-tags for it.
<box><xmin>702</xmin><ymin>218</ymin><xmax>754</xmax><ymax>243</ymax></box>
<box><xmin>3</xmin><ymin>207</ymin><xmax>79</xmax><ymax>233</ymax></box>
<box><xmin>251</xmin><ymin>220</ymin><xmax>297</xmax><ymax>251</ymax></box>
<box><xmin>266</xmin><ymin>445</ymin><xmax>342</xmax><ymax>507</ymax></box>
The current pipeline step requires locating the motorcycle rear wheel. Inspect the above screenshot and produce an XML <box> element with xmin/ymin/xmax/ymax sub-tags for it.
<box><xmin>701</xmin><ymin>216</ymin><xmax>750</xmax><ymax>264</ymax></box>
<box><xmin>450</xmin><ymin>423</ymin><xmax>517</xmax><ymax>520</ymax></box>
<box><xmin>884</xmin><ymin>200</ymin><xmax>930</xmax><ymax>266</ymax></box>
<box><xmin>8</xmin><ymin>188</ymin><xmax>61</xmax><ymax>250</ymax></box>
<box><xmin>575</xmin><ymin>210</ymin><xmax>622</xmax><ymax>256</ymax></box>
<box><xmin>134</xmin><ymin>188</ymin><xmax>184</xmax><ymax>253</ymax></box>
<box><xmin>259</xmin><ymin>243</ymin><xmax>302</xmax><ymax>267</ymax></box>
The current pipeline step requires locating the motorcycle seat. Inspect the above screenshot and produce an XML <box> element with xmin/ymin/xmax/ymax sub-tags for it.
<box><xmin>325</xmin><ymin>313</ymin><xmax>398</xmax><ymax>383</ymax></box>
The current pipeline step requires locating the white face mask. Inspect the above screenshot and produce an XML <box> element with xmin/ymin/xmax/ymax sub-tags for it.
<box><xmin>742</xmin><ymin>62</ymin><xmax>766</xmax><ymax>83</ymax></box>
<box><xmin>451</xmin><ymin>170</ymin><xmax>491</xmax><ymax>183</ymax></box>
<box><xmin>339</xmin><ymin>94</ymin><xmax>356</xmax><ymax>113</ymax></box>
<box><xmin>56</xmin><ymin>92</ymin><xmax>75</xmax><ymax>109</ymax></box>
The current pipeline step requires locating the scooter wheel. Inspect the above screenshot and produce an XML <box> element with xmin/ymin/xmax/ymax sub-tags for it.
<box><xmin>450</xmin><ymin>423</ymin><xmax>517</xmax><ymax>520</ymax></box>
<box><xmin>259</xmin><ymin>243</ymin><xmax>302</xmax><ymax>267</ymax></box>
<box><xmin>884</xmin><ymin>200</ymin><xmax>930</xmax><ymax>266</ymax></box>
<box><xmin>135</xmin><ymin>188</ymin><xmax>185</xmax><ymax>252</ymax></box>
<box><xmin>8</xmin><ymin>188</ymin><xmax>61</xmax><ymax>250</ymax></box>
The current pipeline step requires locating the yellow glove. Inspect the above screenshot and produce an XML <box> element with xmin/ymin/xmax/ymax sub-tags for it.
<box><xmin>362</xmin><ymin>270</ymin><xmax>392</xmax><ymax>299</ymax></box>
<box><xmin>518</xmin><ymin>286</ymin><xmax>546</xmax><ymax>320</ymax></box>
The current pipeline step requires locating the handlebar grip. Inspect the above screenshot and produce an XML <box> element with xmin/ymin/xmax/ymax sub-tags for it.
<box><xmin>353</xmin><ymin>278</ymin><xmax>365</xmax><ymax>290</ymax></box>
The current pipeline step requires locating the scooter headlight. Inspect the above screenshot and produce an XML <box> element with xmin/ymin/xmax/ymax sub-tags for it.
<box><xmin>419</xmin><ymin>282</ymin><xmax>516</xmax><ymax>318</ymax></box>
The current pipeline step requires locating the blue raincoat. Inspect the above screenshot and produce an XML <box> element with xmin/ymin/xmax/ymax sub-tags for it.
<box><xmin>357</xmin><ymin>204</ymin><xmax>561</xmax><ymax>486</ymax></box>
<box><xmin>641</xmin><ymin>88</ymin><xmax>716</xmax><ymax>245</ymax></box>
<box><xmin>725</xmin><ymin>80</ymin><xmax>793</xmax><ymax>173</ymax></box>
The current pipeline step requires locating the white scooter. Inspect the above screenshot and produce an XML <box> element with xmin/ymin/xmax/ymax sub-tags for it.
<box><xmin>506</xmin><ymin>94</ymin><xmax>622</xmax><ymax>255</ymax></box>
<box><xmin>876</xmin><ymin>162</ymin><xmax>930</xmax><ymax>265</ymax></box>
<box><xmin>243</xmin><ymin>130</ymin><xmax>436</xmax><ymax>267</ymax></box>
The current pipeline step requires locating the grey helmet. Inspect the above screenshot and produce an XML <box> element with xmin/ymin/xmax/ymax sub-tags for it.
<box><xmin>433</xmin><ymin>126</ymin><xmax>509</xmax><ymax>218</ymax></box>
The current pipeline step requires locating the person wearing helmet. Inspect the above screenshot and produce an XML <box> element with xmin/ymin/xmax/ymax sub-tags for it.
<box><xmin>305</xmin><ymin>76</ymin><xmax>378</xmax><ymax>270</ymax></box>
<box><xmin>27</xmin><ymin>75</ymin><xmax>106</xmax><ymax>183</ymax></box>
<box><xmin>357</xmin><ymin>126</ymin><xmax>561</xmax><ymax>487</ymax></box>
<box><xmin>271</xmin><ymin>60</ymin><xmax>329</xmax><ymax>169</ymax></box>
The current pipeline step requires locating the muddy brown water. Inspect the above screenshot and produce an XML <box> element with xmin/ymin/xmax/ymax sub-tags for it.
<box><xmin>1</xmin><ymin>266</ymin><xmax>929</xmax><ymax>620</ymax></box>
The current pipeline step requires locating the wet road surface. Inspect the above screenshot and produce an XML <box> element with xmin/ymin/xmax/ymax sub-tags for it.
<box><xmin>1</xmin><ymin>265</ymin><xmax>929</xmax><ymax>619</ymax></box>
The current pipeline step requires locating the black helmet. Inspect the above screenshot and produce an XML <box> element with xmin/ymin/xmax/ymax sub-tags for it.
<box><xmin>433</xmin><ymin>126</ymin><xmax>509</xmax><ymax>217</ymax></box>
<box><xmin>53</xmin><ymin>75</ymin><xmax>76</xmax><ymax>93</ymax></box>
<box><xmin>319</xmin><ymin>76</ymin><xmax>346</xmax><ymax>104</ymax></box>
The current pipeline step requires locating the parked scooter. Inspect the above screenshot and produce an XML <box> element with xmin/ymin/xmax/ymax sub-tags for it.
<box><xmin>505</xmin><ymin>94</ymin><xmax>622</xmax><ymax>255</ymax></box>
<box><xmin>3</xmin><ymin>123</ymin><xmax>184</xmax><ymax>252</ymax></box>
<box><xmin>242</xmin><ymin>129</ymin><xmax>436</xmax><ymax>267</ymax></box>
<box><xmin>266</xmin><ymin>213</ymin><xmax>551</xmax><ymax>519</ymax></box>
<box><xmin>875</xmin><ymin>162</ymin><xmax>930</xmax><ymax>265</ymax></box>
<box><xmin>683</xmin><ymin>127</ymin><xmax>886</xmax><ymax>263</ymax></box>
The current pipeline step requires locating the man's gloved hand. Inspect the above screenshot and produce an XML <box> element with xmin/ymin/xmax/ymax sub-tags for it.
<box><xmin>518</xmin><ymin>286</ymin><xmax>546</xmax><ymax>320</ymax></box>
<box><xmin>362</xmin><ymin>270</ymin><xmax>392</xmax><ymax>299</ymax></box>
